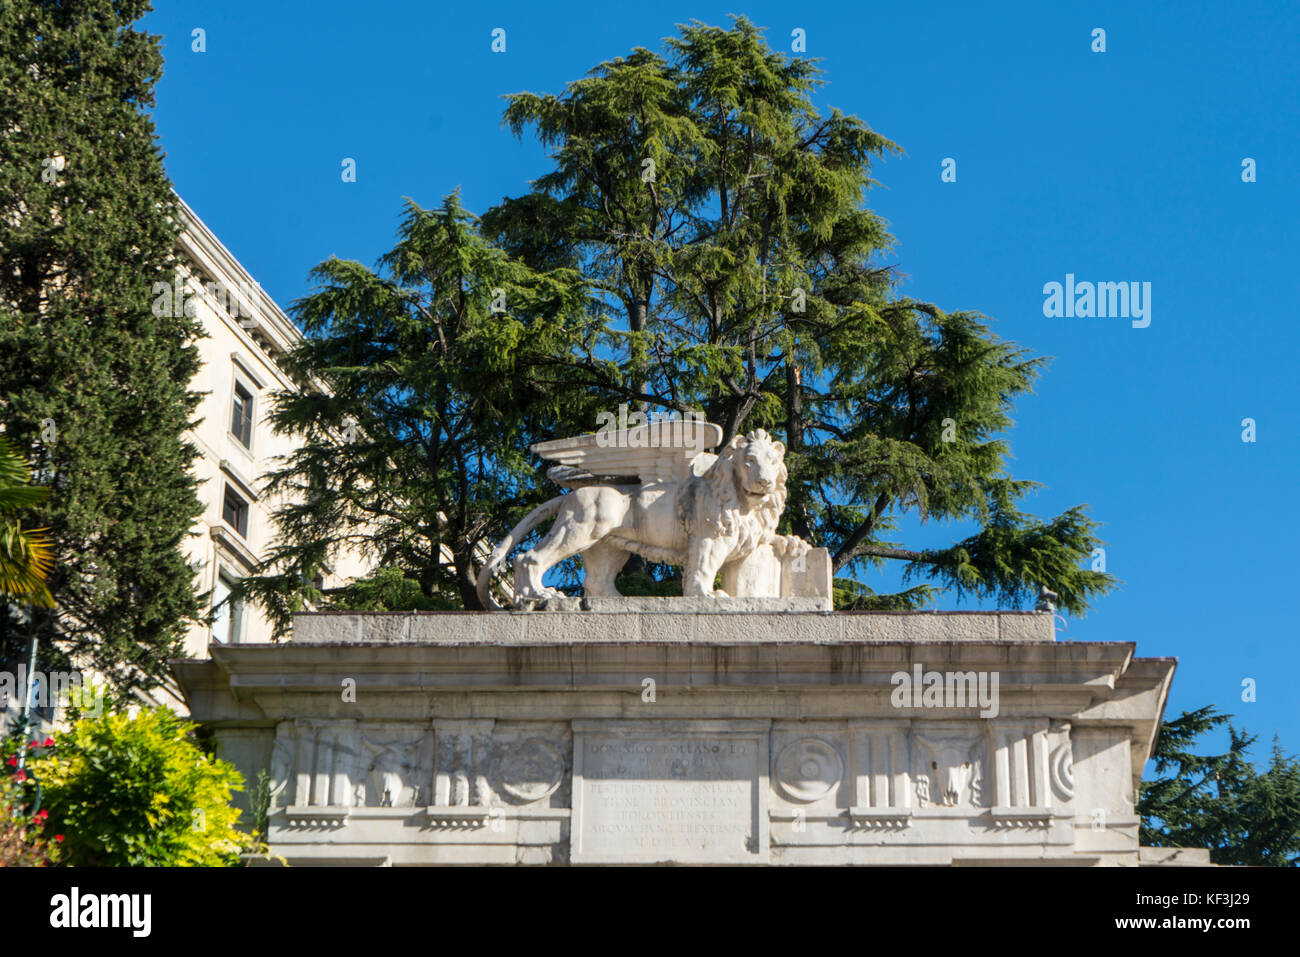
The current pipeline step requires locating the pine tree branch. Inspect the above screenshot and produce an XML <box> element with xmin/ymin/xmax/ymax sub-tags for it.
<box><xmin>832</xmin><ymin>492</ymin><xmax>894</xmax><ymax>570</ymax></box>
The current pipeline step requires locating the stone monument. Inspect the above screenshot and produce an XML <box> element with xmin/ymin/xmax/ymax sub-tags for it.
<box><xmin>176</xmin><ymin>422</ymin><xmax>1198</xmax><ymax>865</ymax></box>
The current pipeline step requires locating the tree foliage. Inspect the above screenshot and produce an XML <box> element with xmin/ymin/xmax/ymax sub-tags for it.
<box><xmin>251</xmin><ymin>17</ymin><xmax>1115</xmax><ymax>616</ymax></box>
<box><xmin>0</xmin><ymin>0</ymin><xmax>204</xmax><ymax>694</ymax></box>
<box><xmin>1139</xmin><ymin>705</ymin><xmax>1300</xmax><ymax>866</ymax></box>
<box><xmin>482</xmin><ymin>16</ymin><xmax>1114</xmax><ymax>612</ymax></box>
<box><xmin>237</xmin><ymin>194</ymin><xmax>591</xmax><ymax>631</ymax></box>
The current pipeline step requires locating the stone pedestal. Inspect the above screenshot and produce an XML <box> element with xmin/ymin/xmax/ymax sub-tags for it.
<box><xmin>173</xmin><ymin>609</ymin><xmax>1178</xmax><ymax>866</ymax></box>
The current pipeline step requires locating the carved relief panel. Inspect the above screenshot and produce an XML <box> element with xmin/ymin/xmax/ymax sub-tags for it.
<box><xmin>359</xmin><ymin>724</ymin><xmax>434</xmax><ymax>807</ymax></box>
<box><xmin>271</xmin><ymin>719</ymin><xmax>364</xmax><ymax>808</ymax></box>
<box><xmin>488</xmin><ymin>722</ymin><xmax>572</xmax><ymax>807</ymax></box>
<box><xmin>987</xmin><ymin>718</ymin><xmax>1053</xmax><ymax>809</ymax></box>
<box><xmin>848</xmin><ymin>721</ymin><xmax>910</xmax><ymax>810</ymax></box>
<box><xmin>268</xmin><ymin>720</ymin><xmax>436</xmax><ymax>810</ymax></box>
<box><xmin>909</xmin><ymin>726</ymin><xmax>986</xmax><ymax>809</ymax></box>
<box><xmin>770</xmin><ymin>727</ymin><xmax>849</xmax><ymax>809</ymax></box>
<box><xmin>1048</xmin><ymin>720</ymin><xmax>1075</xmax><ymax>804</ymax></box>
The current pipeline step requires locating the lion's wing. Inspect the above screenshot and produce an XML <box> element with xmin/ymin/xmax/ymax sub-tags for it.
<box><xmin>531</xmin><ymin>420</ymin><xmax>723</xmax><ymax>488</ymax></box>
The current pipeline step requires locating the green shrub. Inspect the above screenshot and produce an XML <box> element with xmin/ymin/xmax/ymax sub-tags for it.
<box><xmin>31</xmin><ymin>708</ymin><xmax>249</xmax><ymax>866</ymax></box>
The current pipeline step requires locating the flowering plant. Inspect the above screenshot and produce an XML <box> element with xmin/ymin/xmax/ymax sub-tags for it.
<box><xmin>0</xmin><ymin>733</ymin><xmax>58</xmax><ymax>866</ymax></box>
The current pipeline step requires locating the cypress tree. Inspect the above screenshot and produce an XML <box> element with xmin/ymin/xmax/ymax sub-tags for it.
<box><xmin>0</xmin><ymin>0</ymin><xmax>203</xmax><ymax>697</ymax></box>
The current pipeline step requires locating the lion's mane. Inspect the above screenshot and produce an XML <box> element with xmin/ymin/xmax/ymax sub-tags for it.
<box><xmin>676</xmin><ymin>430</ymin><xmax>787</xmax><ymax>561</ymax></box>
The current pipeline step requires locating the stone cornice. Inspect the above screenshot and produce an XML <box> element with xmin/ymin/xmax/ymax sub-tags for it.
<box><xmin>172</xmin><ymin>192</ymin><xmax>303</xmax><ymax>357</ymax></box>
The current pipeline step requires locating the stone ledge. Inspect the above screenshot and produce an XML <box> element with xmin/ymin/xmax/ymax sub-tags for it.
<box><xmin>1138</xmin><ymin>846</ymin><xmax>1214</xmax><ymax>866</ymax></box>
<box><xmin>199</xmin><ymin>639</ymin><xmax>1150</xmax><ymax>688</ymax></box>
<box><xmin>290</xmin><ymin>609</ymin><xmax>1055</xmax><ymax>645</ymax></box>
<box><xmin>846</xmin><ymin>808</ymin><xmax>914</xmax><ymax>830</ymax></box>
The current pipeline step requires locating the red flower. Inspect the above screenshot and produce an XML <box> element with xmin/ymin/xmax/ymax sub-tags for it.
<box><xmin>42</xmin><ymin>737</ymin><xmax>54</xmax><ymax>748</ymax></box>
<box><xmin>34</xmin><ymin>809</ymin><xmax>48</xmax><ymax>822</ymax></box>
<box><xmin>55</xmin><ymin>834</ymin><xmax>64</xmax><ymax>842</ymax></box>
<box><xmin>5</xmin><ymin>755</ymin><xmax>16</xmax><ymax>767</ymax></box>
<box><xmin>13</xmin><ymin>769</ymin><xmax>26</xmax><ymax>782</ymax></box>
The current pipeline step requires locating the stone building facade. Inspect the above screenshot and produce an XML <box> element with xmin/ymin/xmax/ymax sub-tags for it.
<box><xmin>171</xmin><ymin>196</ymin><xmax>372</xmax><ymax>661</ymax></box>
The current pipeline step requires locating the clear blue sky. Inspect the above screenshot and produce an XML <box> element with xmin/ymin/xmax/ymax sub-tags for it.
<box><xmin>141</xmin><ymin>1</ymin><xmax>1300</xmax><ymax>761</ymax></box>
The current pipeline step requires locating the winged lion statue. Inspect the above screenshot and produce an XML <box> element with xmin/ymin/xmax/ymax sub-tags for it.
<box><xmin>475</xmin><ymin>418</ymin><xmax>828</xmax><ymax>610</ymax></box>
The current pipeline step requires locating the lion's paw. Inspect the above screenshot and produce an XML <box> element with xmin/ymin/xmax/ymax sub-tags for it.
<box><xmin>772</xmin><ymin>535</ymin><xmax>812</xmax><ymax>558</ymax></box>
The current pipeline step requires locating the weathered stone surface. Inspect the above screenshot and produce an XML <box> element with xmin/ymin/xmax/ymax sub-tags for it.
<box><xmin>572</xmin><ymin>720</ymin><xmax>768</xmax><ymax>864</ymax></box>
<box><xmin>1138</xmin><ymin>846</ymin><xmax>1212</xmax><ymax>866</ymax></box>
<box><xmin>174</xmin><ymin>609</ymin><xmax>1187</xmax><ymax>866</ymax></box>
<box><xmin>291</xmin><ymin>609</ymin><xmax>1052</xmax><ymax>645</ymax></box>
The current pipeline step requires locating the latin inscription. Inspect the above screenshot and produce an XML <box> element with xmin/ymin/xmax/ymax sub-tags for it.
<box><xmin>577</xmin><ymin>733</ymin><xmax>761</xmax><ymax>862</ymax></box>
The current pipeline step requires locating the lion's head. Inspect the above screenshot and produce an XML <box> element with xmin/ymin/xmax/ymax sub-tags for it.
<box><xmin>702</xmin><ymin>429</ymin><xmax>788</xmax><ymax>544</ymax></box>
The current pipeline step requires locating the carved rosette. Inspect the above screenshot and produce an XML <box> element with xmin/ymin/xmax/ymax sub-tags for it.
<box><xmin>494</xmin><ymin>738</ymin><xmax>564</xmax><ymax>804</ymax></box>
<box><xmin>775</xmin><ymin>738</ymin><xmax>843</xmax><ymax>803</ymax></box>
<box><xmin>1049</xmin><ymin>723</ymin><xmax>1075</xmax><ymax>802</ymax></box>
<box><xmin>1051</xmin><ymin>744</ymin><xmax>1074</xmax><ymax>800</ymax></box>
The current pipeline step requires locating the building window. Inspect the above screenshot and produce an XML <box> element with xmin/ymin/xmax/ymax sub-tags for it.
<box><xmin>222</xmin><ymin>485</ymin><xmax>249</xmax><ymax>537</ymax></box>
<box><xmin>230</xmin><ymin>379</ymin><xmax>253</xmax><ymax>448</ymax></box>
<box><xmin>212</xmin><ymin>571</ymin><xmax>244</xmax><ymax>644</ymax></box>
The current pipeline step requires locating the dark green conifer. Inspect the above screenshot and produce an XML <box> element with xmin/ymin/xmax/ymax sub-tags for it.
<box><xmin>0</xmin><ymin>0</ymin><xmax>203</xmax><ymax>696</ymax></box>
